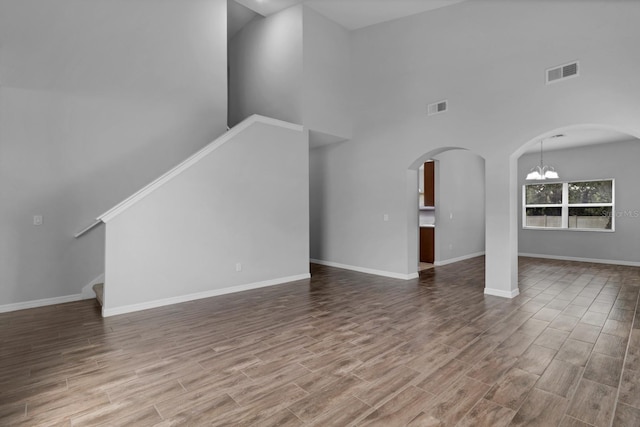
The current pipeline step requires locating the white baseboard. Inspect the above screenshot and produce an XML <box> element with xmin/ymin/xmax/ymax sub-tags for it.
<box><xmin>519</xmin><ymin>253</ymin><xmax>640</xmax><ymax>267</ymax></box>
<box><xmin>434</xmin><ymin>252</ymin><xmax>485</xmax><ymax>267</ymax></box>
<box><xmin>1</xmin><ymin>273</ymin><xmax>105</xmax><ymax>314</ymax></box>
<box><xmin>484</xmin><ymin>287</ymin><xmax>520</xmax><ymax>298</ymax></box>
<box><xmin>310</xmin><ymin>259</ymin><xmax>419</xmax><ymax>280</ymax></box>
<box><xmin>81</xmin><ymin>273</ymin><xmax>105</xmax><ymax>300</ymax></box>
<box><xmin>0</xmin><ymin>294</ymin><xmax>83</xmax><ymax>314</ymax></box>
<box><xmin>102</xmin><ymin>273</ymin><xmax>311</xmax><ymax>317</ymax></box>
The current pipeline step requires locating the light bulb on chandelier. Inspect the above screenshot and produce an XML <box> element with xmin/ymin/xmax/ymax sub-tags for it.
<box><xmin>526</xmin><ymin>136</ymin><xmax>561</xmax><ymax>180</ymax></box>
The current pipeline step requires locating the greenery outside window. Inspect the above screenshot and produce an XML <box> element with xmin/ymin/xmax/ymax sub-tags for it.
<box><xmin>523</xmin><ymin>180</ymin><xmax>614</xmax><ymax>231</ymax></box>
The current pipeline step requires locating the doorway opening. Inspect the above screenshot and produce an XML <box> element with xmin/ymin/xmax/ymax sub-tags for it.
<box><xmin>514</xmin><ymin>125</ymin><xmax>640</xmax><ymax>267</ymax></box>
<box><xmin>407</xmin><ymin>148</ymin><xmax>486</xmax><ymax>276</ymax></box>
<box><xmin>418</xmin><ymin>161</ymin><xmax>435</xmax><ymax>270</ymax></box>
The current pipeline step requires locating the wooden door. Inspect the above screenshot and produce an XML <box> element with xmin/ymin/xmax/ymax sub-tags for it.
<box><xmin>420</xmin><ymin>227</ymin><xmax>434</xmax><ymax>263</ymax></box>
<box><xmin>424</xmin><ymin>161</ymin><xmax>435</xmax><ymax>206</ymax></box>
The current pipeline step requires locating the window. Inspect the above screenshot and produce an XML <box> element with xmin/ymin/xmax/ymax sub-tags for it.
<box><xmin>523</xmin><ymin>179</ymin><xmax>614</xmax><ymax>231</ymax></box>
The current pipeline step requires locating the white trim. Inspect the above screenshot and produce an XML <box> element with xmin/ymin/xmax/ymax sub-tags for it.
<box><xmin>519</xmin><ymin>253</ymin><xmax>640</xmax><ymax>267</ymax></box>
<box><xmin>310</xmin><ymin>259</ymin><xmax>419</xmax><ymax>280</ymax></box>
<box><xmin>522</xmin><ymin>226</ymin><xmax>615</xmax><ymax>233</ymax></box>
<box><xmin>80</xmin><ymin>273</ymin><xmax>105</xmax><ymax>300</ymax></box>
<box><xmin>484</xmin><ymin>287</ymin><xmax>520</xmax><ymax>298</ymax></box>
<box><xmin>0</xmin><ymin>294</ymin><xmax>83</xmax><ymax>314</ymax></box>
<box><xmin>102</xmin><ymin>273</ymin><xmax>310</xmax><ymax>317</ymax></box>
<box><xmin>74</xmin><ymin>219</ymin><xmax>103</xmax><ymax>238</ymax></box>
<box><xmin>98</xmin><ymin>115</ymin><xmax>304</xmax><ymax>223</ymax></box>
<box><xmin>434</xmin><ymin>252</ymin><xmax>485</xmax><ymax>267</ymax></box>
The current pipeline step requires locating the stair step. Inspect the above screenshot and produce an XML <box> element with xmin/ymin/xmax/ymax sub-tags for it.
<box><xmin>92</xmin><ymin>283</ymin><xmax>104</xmax><ymax>306</ymax></box>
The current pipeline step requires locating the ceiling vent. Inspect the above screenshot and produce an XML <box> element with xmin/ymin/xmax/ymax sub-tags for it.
<box><xmin>427</xmin><ymin>100</ymin><xmax>448</xmax><ymax>116</ymax></box>
<box><xmin>546</xmin><ymin>61</ymin><xmax>579</xmax><ymax>84</ymax></box>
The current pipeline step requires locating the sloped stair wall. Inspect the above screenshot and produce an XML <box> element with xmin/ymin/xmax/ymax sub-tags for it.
<box><xmin>99</xmin><ymin>115</ymin><xmax>309</xmax><ymax>316</ymax></box>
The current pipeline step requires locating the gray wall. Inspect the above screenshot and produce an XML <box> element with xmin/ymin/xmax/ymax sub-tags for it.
<box><xmin>309</xmin><ymin>142</ymin><xmax>338</xmax><ymax>262</ymax></box>
<box><xmin>229</xmin><ymin>5</ymin><xmax>352</xmax><ymax>142</ymax></box>
<box><xmin>305</xmin><ymin>8</ymin><xmax>353</xmax><ymax>261</ymax></box>
<box><xmin>433</xmin><ymin>150</ymin><xmax>485</xmax><ymax>263</ymax></box>
<box><xmin>104</xmin><ymin>119</ymin><xmax>309</xmax><ymax>315</ymax></box>
<box><xmin>519</xmin><ymin>140</ymin><xmax>640</xmax><ymax>264</ymax></box>
<box><xmin>303</xmin><ymin>7</ymin><xmax>352</xmax><ymax>140</ymax></box>
<box><xmin>228</xmin><ymin>5</ymin><xmax>303</xmax><ymax>127</ymax></box>
<box><xmin>0</xmin><ymin>0</ymin><xmax>228</xmax><ymax>308</ymax></box>
<box><xmin>310</xmin><ymin>147</ymin><xmax>485</xmax><ymax>267</ymax></box>
<box><xmin>311</xmin><ymin>0</ymin><xmax>640</xmax><ymax>284</ymax></box>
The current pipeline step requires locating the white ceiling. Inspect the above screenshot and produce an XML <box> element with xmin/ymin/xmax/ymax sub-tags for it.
<box><xmin>523</xmin><ymin>128</ymin><xmax>635</xmax><ymax>154</ymax></box>
<box><xmin>233</xmin><ymin>0</ymin><xmax>468</xmax><ymax>30</ymax></box>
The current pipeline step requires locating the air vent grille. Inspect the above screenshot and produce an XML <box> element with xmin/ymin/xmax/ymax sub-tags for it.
<box><xmin>562</xmin><ymin>62</ymin><xmax>578</xmax><ymax>78</ymax></box>
<box><xmin>546</xmin><ymin>61</ymin><xmax>579</xmax><ymax>84</ymax></box>
<box><xmin>427</xmin><ymin>100</ymin><xmax>448</xmax><ymax>116</ymax></box>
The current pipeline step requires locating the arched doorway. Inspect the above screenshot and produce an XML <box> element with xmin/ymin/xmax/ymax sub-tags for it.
<box><xmin>514</xmin><ymin>124</ymin><xmax>640</xmax><ymax>267</ymax></box>
<box><xmin>407</xmin><ymin>147</ymin><xmax>487</xmax><ymax>277</ymax></box>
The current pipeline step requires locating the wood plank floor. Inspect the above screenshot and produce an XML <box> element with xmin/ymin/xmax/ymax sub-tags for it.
<box><xmin>1</xmin><ymin>257</ymin><xmax>640</xmax><ymax>426</ymax></box>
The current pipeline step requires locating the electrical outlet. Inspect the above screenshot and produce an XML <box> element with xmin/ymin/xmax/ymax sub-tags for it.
<box><xmin>33</xmin><ymin>215</ymin><xmax>43</xmax><ymax>226</ymax></box>
<box><xmin>383</xmin><ymin>214</ymin><xmax>389</xmax><ymax>222</ymax></box>
<box><xmin>235</xmin><ymin>263</ymin><xmax>242</xmax><ymax>272</ymax></box>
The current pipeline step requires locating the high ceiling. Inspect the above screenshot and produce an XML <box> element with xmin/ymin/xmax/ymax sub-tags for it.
<box><xmin>233</xmin><ymin>0</ymin><xmax>468</xmax><ymax>30</ymax></box>
<box><xmin>229</xmin><ymin>1</ymin><xmax>640</xmax><ymax>152</ymax></box>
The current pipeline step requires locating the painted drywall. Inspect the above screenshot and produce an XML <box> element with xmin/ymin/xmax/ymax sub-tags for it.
<box><xmin>309</xmin><ymin>142</ymin><xmax>336</xmax><ymax>262</ymax></box>
<box><xmin>311</xmin><ymin>0</ymin><xmax>640</xmax><ymax>294</ymax></box>
<box><xmin>310</xmin><ymin>148</ymin><xmax>485</xmax><ymax>268</ymax></box>
<box><xmin>0</xmin><ymin>0</ymin><xmax>228</xmax><ymax>308</ymax></box>
<box><xmin>519</xmin><ymin>139</ymin><xmax>640</xmax><ymax>264</ymax></box>
<box><xmin>228</xmin><ymin>5</ymin><xmax>303</xmax><ymax>127</ymax></box>
<box><xmin>103</xmin><ymin>119</ymin><xmax>309</xmax><ymax>315</ymax></box>
<box><xmin>228</xmin><ymin>5</ymin><xmax>352</xmax><ymax>141</ymax></box>
<box><xmin>432</xmin><ymin>150</ymin><xmax>485</xmax><ymax>263</ymax></box>
<box><xmin>303</xmin><ymin>6</ymin><xmax>352</xmax><ymax>140</ymax></box>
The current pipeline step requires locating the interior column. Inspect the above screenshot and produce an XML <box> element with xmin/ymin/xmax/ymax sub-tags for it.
<box><xmin>484</xmin><ymin>153</ymin><xmax>519</xmax><ymax>298</ymax></box>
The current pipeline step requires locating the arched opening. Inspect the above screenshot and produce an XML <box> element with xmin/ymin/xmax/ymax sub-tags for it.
<box><xmin>407</xmin><ymin>147</ymin><xmax>487</xmax><ymax>276</ymax></box>
<box><xmin>514</xmin><ymin>124</ymin><xmax>640</xmax><ymax>268</ymax></box>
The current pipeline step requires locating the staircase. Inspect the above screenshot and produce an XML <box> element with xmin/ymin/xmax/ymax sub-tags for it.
<box><xmin>76</xmin><ymin>115</ymin><xmax>308</xmax><ymax>317</ymax></box>
<box><xmin>92</xmin><ymin>283</ymin><xmax>104</xmax><ymax>306</ymax></box>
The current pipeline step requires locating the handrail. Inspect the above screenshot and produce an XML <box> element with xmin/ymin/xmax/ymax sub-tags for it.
<box><xmin>74</xmin><ymin>219</ymin><xmax>102</xmax><ymax>238</ymax></box>
<box><xmin>97</xmin><ymin>115</ymin><xmax>303</xmax><ymax>223</ymax></box>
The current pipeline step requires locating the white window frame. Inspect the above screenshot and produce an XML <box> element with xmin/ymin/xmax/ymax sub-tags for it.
<box><xmin>522</xmin><ymin>179</ymin><xmax>615</xmax><ymax>232</ymax></box>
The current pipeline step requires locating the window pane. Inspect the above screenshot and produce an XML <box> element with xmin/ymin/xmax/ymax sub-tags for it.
<box><xmin>568</xmin><ymin>180</ymin><xmax>613</xmax><ymax>204</ymax></box>
<box><xmin>525</xmin><ymin>184</ymin><xmax>563</xmax><ymax>205</ymax></box>
<box><xmin>525</xmin><ymin>207</ymin><xmax>562</xmax><ymax>228</ymax></box>
<box><xmin>568</xmin><ymin>207</ymin><xmax>613</xmax><ymax>230</ymax></box>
